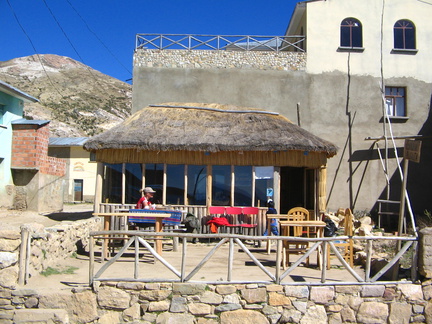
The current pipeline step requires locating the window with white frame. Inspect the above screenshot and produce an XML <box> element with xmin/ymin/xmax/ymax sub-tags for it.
<box><xmin>385</xmin><ymin>87</ymin><xmax>407</xmax><ymax>117</ymax></box>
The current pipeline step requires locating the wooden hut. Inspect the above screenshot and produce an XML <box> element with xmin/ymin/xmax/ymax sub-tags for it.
<box><xmin>84</xmin><ymin>103</ymin><xmax>337</xmax><ymax>228</ymax></box>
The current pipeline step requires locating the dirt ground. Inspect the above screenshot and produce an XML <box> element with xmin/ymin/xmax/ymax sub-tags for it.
<box><xmin>1</xmin><ymin>204</ymin><xmax>365</xmax><ymax>293</ymax></box>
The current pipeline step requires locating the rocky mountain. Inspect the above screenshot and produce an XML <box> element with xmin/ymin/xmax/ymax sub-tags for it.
<box><xmin>0</xmin><ymin>54</ymin><xmax>132</xmax><ymax>137</ymax></box>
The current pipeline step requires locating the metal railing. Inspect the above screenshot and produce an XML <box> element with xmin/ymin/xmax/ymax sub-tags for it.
<box><xmin>89</xmin><ymin>231</ymin><xmax>417</xmax><ymax>285</ymax></box>
<box><xmin>135</xmin><ymin>34</ymin><xmax>306</xmax><ymax>52</ymax></box>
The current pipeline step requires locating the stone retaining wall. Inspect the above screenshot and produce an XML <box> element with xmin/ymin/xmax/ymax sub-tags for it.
<box><xmin>134</xmin><ymin>49</ymin><xmax>307</xmax><ymax>71</ymax></box>
<box><xmin>0</xmin><ymin>217</ymin><xmax>102</xmax><ymax>289</ymax></box>
<box><xmin>1</xmin><ymin>281</ymin><xmax>432</xmax><ymax>323</ymax></box>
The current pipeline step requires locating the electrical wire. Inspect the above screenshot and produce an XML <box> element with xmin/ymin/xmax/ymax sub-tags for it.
<box><xmin>41</xmin><ymin>0</ymin><xmax>101</xmax><ymax>84</ymax></box>
<box><xmin>65</xmin><ymin>0</ymin><xmax>132</xmax><ymax>77</ymax></box>
<box><xmin>5</xmin><ymin>0</ymin><xmax>65</xmax><ymax>99</ymax></box>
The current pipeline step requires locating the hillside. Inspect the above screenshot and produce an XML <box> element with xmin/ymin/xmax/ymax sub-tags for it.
<box><xmin>0</xmin><ymin>54</ymin><xmax>131</xmax><ymax>137</ymax></box>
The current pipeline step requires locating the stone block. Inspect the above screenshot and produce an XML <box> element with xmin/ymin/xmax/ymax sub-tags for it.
<box><xmin>310</xmin><ymin>286</ymin><xmax>335</xmax><ymax>304</ymax></box>
<box><xmin>220</xmin><ymin>309</ymin><xmax>269</xmax><ymax>324</ymax></box>
<box><xmin>188</xmin><ymin>302</ymin><xmax>212</xmax><ymax>315</ymax></box>
<box><xmin>223</xmin><ymin>293</ymin><xmax>240</xmax><ymax>304</ymax></box>
<box><xmin>200</xmin><ymin>291</ymin><xmax>223</xmax><ymax>304</ymax></box>
<box><xmin>13</xmin><ymin>308</ymin><xmax>69</xmax><ymax>324</ymax></box>
<box><xmin>301</xmin><ymin>305</ymin><xmax>327</xmax><ymax>324</ymax></box>
<box><xmin>117</xmin><ymin>282</ymin><xmax>145</xmax><ymax>290</ymax></box>
<box><xmin>97</xmin><ymin>287</ymin><xmax>130</xmax><ymax>310</ymax></box>
<box><xmin>122</xmin><ymin>303</ymin><xmax>141</xmax><ymax>322</ymax></box>
<box><xmin>361</xmin><ymin>285</ymin><xmax>385</xmax><ymax>297</ymax></box>
<box><xmin>156</xmin><ymin>312</ymin><xmax>195</xmax><ymax>324</ymax></box>
<box><xmin>214</xmin><ymin>303</ymin><xmax>242</xmax><ymax>312</ymax></box>
<box><xmin>139</xmin><ymin>289</ymin><xmax>171</xmax><ymax>301</ymax></box>
<box><xmin>398</xmin><ymin>284</ymin><xmax>424</xmax><ymax>301</ymax></box>
<box><xmin>0</xmin><ymin>253</ymin><xmax>18</xmax><ymax>269</ymax></box>
<box><xmin>148</xmin><ymin>300</ymin><xmax>170</xmax><ymax>312</ymax></box>
<box><xmin>268</xmin><ymin>292</ymin><xmax>291</xmax><ymax>306</ymax></box>
<box><xmin>241</xmin><ymin>287</ymin><xmax>267</xmax><ymax>303</ymax></box>
<box><xmin>216</xmin><ymin>285</ymin><xmax>236</xmax><ymax>295</ymax></box>
<box><xmin>0</xmin><ymin>267</ymin><xmax>18</xmax><ymax>289</ymax></box>
<box><xmin>388</xmin><ymin>302</ymin><xmax>411</xmax><ymax>324</ymax></box>
<box><xmin>172</xmin><ymin>283</ymin><xmax>207</xmax><ymax>295</ymax></box>
<box><xmin>170</xmin><ymin>296</ymin><xmax>187</xmax><ymax>313</ymax></box>
<box><xmin>357</xmin><ymin>302</ymin><xmax>389</xmax><ymax>324</ymax></box>
<box><xmin>284</xmin><ymin>285</ymin><xmax>309</xmax><ymax>298</ymax></box>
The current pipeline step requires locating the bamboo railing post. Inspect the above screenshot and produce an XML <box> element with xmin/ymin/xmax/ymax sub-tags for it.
<box><xmin>18</xmin><ymin>227</ymin><xmax>30</xmax><ymax>286</ymax></box>
<box><xmin>181</xmin><ymin>237</ymin><xmax>187</xmax><ymax>282</ymax></box>
<box><xmin>365</xmin><ymin>239</ymin><xmax>372</xmax><ymax>281</ymax></box>
<box><xmin>321</xmin><ymin>241</ymin><xmax>327</xmax><ymax>283</ymax></box>
<box><xmin>411</xmin><ymin>241</ymin><xmax>418</xmax><ymax>282</ymax></box>
<box><xmin>134</xmin><ymin>236</ymin><xmax>139</xmax><ymax>279</ymax></box>
<box><xmin>228</xmin><ymin>238</ymin><xmax>234</xmax><ymax>282</ymax></box>
<box><xmin>89</xmin><ymin>235</ymin><xmax>94</xmax><ymax>286</ymax></box>
<box><xmin>275</xmin><ymin>239</ymin><xmax>282</xmax><ymax>284</ymax></box>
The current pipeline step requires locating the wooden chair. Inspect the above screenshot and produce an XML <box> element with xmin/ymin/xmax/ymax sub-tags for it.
<box><xmin>239</xmin><ymin>207</ymin><xmax>259</xmax><ymax>236</ymax></box>
<box><xmin>282</xmin><ymin>207</ymin><xmax>310</xmax><ymax>268</ymax></box>
<box><xmin>206</xmin><ymin>206</ymin><xmax>226</xmax><ymax>234</ymax></box>
<box><xmin>327</xmin><ymin>208</ymin><xmax>354</xmax><ymax>269</ymax></box>
<box><xmin>224</xmin><ymin>207</ymin><xmax>243</xmax><ymax>234</ymax></box>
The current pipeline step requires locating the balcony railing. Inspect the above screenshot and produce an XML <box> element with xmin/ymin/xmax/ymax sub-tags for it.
<box><xmin>135</xmin><ymin>34</ymin><xmax>305</xmax><ymax>52</ymax></box>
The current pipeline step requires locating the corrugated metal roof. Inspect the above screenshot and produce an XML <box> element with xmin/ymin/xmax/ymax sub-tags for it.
<box><xmin>11</xmin><ymin>118</ymin><xmax>50</xmax><ymax>126</ymax></box>
<box><xmin>0</xmin><ymin>80</ymin><xmax>38</xmax><ymax>103</ymax></box>
<box><xmin>49</xmin><ymin>137</ymin><xmax>89</xmax><ymax>147</ymax></box>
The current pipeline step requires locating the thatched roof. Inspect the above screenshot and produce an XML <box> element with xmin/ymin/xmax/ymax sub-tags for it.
<box><xmin>83</xmin><ymin>103</ymin><xmax>337</xmax><ymax>157</ymax></box>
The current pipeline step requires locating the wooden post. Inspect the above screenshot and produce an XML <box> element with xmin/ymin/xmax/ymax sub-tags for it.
<box><xmin>228</xmin><ymin>238</ymin><xmax>234</xmax><ymax>282</ymax></box>
<box><xmin>89</xmin><ymin>235</ymin><xmax>94</xmax><ymax>285</ymax></box>
<box><xmin>18</xmin><ymin>227</ymin><xmax>30</xmax><ymax>286</ymax></box>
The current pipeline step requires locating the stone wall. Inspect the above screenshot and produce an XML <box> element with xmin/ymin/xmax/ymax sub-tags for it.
<box><xmin>1</xmin><ymin>281</ymin><xmax>432</xmax><ymax>323</ymax></box>
<box><xmin>0</xmin><ymin>217</ymin><xmax>102</xmax><ymax>290</ymax></box>
<box><xmin>134</xmin><ymin>49</ymin><xmax>307</xmax><ymax>71</ymax></box>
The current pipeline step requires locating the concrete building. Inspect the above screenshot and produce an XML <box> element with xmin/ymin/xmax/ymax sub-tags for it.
<box><xmin>132</xmin><ymin>0</ymin><xmax>432</xmax><ymax>226</ymax></box>
<box><xmin>48</xmin><ymin>137</ymin><xmax>97</xmax><ymax>203</ymax></box>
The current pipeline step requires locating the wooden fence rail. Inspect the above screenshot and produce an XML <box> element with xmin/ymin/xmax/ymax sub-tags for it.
<box><xmin>89</xmin><ymin>231</ymin><xmax>418</xmax><ymax>286</ymax></box>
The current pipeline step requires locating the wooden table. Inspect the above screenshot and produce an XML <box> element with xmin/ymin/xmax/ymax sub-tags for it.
<box><xmin>93</xmin><ymin>212</ymin><xmax>170</xmax><ymax>256</ymax></box>
<box><xmin>279</xmin><ymin>220</ymin><xmax>326</xmax><ymax>268</ymax></box>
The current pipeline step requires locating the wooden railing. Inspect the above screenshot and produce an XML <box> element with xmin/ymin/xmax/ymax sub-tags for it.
<box><xmin>135</xmin><ymin>34</ymin><xmax>306</xmax><ymax>52</ymax></box>
<box><xmin>89</xmin><ymin>231</ymin><xmax>418</xmax><ymax>286</ymax></box>
<box><xmin>97</xmin><ymin>203</ymin><xmax>268</xmax><ymax>235</ymax></box>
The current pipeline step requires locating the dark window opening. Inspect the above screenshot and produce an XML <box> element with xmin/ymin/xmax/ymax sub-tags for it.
<box><xmin>340</xmin><ymin>18</ymin><xmax>362</xmax><ymax>48</ymax></box>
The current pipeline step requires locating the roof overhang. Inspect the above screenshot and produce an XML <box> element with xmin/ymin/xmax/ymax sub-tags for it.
<box><xmin>0</xmin><ymin>80</ymin><xmax>38</xmax><ymax>103</ymax></box>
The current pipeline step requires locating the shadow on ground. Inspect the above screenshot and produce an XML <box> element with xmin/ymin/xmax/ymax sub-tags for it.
<box><xmin>44</xmin><ymin>211</ymin><xmax>94</xmax><ymax>221</ymax></box>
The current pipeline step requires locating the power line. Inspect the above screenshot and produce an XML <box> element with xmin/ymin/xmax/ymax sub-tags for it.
<box><xmin>65</xmin><ymin>0</ymin><xmax>132</xmax><ymax>77</ymax></box>
<box><xmin>41</xmin><ymin>0</ymin><xmax>101</xmax><ymax>84</ymax></box>
<box><xmin>5</xmin><ymin>0</ymin><xmax>65</xmax><ymax>99</ymax></box>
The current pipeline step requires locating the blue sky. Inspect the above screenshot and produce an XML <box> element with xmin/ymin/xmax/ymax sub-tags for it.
<box><xmin>1</xmin><ymin>1</ymin><xmax>296</xmax><ymax>84</ymax></box>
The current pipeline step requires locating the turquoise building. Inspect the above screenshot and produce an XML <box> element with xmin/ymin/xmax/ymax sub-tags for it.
<box><xmin>0</xmin><ymin>80</ymin><xmax>38</xmax><ymax>208</ymax></box>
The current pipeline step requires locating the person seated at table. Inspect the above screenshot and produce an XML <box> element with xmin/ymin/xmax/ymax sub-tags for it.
<box><xmin>263</xmin><ymin>199</ymin><xmax>279</xmax><ymax>236</ymax></box>
<box><xmin>135</xmin><ymin>187</ymin><xmax>156</xmax><ymax>210</ymax></box>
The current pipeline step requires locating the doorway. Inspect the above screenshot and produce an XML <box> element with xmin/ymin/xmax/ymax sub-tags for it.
<box><xmin>74</xmin><ymin>179</ymin><xmax>83</xmax><ymax>202</ymax></box>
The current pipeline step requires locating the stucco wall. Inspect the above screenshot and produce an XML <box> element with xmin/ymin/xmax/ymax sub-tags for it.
<box><xmin>132</xmin><ymin>49</ymin><xmax>432</xmax><ymax>215</ymax></box>
<box><xmin>305</xmin><ymin>0</ymin><xmax>432</xmax><ymax>83</ymax></box>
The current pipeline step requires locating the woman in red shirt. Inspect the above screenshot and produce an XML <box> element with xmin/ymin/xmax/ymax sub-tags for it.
<box><xmin>135</xmin><ymin>187</ymin><xmax>156</xmax><ymax>209</ymax></box>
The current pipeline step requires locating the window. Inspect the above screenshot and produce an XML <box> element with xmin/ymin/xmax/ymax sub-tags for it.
<box><xmin>234</xmin><ymin>166</ymin><xmax>252</xmax><ymax>206</ymax></box>
<box><xmin>340</xmin><ymin>18</ymin><xmax>363</xmax><ymax>48</ymax></box>
<box><xmin>145</xmin><ymin>163</ymin><xmax>164</xmax><ymax>204</ymax></box>
<box><xmin>385</xmin><ymin>87</ymin><xmax>406</xmax><ymax>117</ymax></box>
<box><xmin>187</xmin><ymin>165</ymin><xmax>207</xmax><ymax>205</ymax></box>
<box><xmin>394</xmin><ymin>20</ymin><xmax>416</xmax><ymax>50</ymax></box>
<box><xmin>125</xmin><ymin>163</ymin><xmax>143</xmax><ymax>204</ymax></box>
<box><xmin>212</xmin><ymin>165</ymin><xmax>231</xmax><ymax>206</ymax></box>
<box><xmin>166</xmin><ymin>164</ymin><xmax>185</xmax><ymax>205</ymax></box>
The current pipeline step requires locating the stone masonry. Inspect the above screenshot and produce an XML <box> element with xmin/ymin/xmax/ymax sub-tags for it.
<box><xmin>1</xmin><ymin>281</ymin><xmax>432</xmax><ymax>323</ymax></box>
<box><xmin>134</xmin><ymin>49</ymin><xmax>307</xmax><ymax>71</ymax></box>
